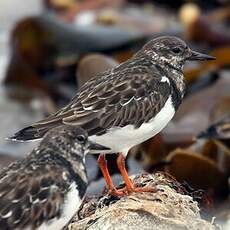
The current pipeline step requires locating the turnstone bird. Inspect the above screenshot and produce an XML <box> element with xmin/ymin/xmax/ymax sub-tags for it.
<box><xmin>1</xmin><ymin>125</ymin><xmax>101</xmax><ymax>230</ymax></box>
<box><xmin>11</xmin><ymin>36</ymin><xmax>215</xmax><ymax>196</ymax></box>
<box><xmin>198</xmin><ymin>115</ymin><xmax>230</xmax><ymax>139</ymax></box>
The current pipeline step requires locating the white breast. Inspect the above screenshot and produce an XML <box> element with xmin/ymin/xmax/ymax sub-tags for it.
<box><xmin>37</xmin><ymin>183</ymin><xmax>83</xmax><ymax>230</ymax></box>
<box><xmin>89</xmin><ymin>96</ymin><xmax>175</xmax><ymax>156</ymax></box>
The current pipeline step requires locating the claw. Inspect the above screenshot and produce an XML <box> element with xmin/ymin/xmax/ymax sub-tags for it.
<box><xmin>109</xmin><ymin>187</ymin><xmax>127</xmax><ymax>196</ymax></box>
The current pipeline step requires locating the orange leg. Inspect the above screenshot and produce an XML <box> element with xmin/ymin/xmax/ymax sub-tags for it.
<box><xmin>117</xmin><ymin>153</ymin><xmax>157</xmax><ymax>194</ymax></box>
<box><xmin>117</xmin><ymin>153</ymin><xmax>134</xmax><ymax>193</ymax></box>
<box><xmin>98</xmin><ymin>154</ymin><xmax>125</xmax><ymax>196</ymax></box>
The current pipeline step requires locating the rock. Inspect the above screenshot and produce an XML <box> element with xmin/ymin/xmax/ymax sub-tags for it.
<box><xmin>77</xmin><ymin>54</ymin><xmax>118</xmax><ymax>87</ymax></box>
<box><xmin>164</xmin><ymin>148</ymin><xmax>228</xmax><ymax>196</ymax></box>
<box><xmin>68</xmin><ymin>173</ymin><xmax>216</xmax><ymax>230</ymax></box>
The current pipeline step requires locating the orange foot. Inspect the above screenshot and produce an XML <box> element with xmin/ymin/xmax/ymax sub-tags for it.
<box><xmin>109</xmin><ymin>187</ymin><xmax>127</xmax><ymax>196</ymax></box>
<box><xmin>98</xmin><ymin>153</ymin><xmax>157</xmax><ymax>197</ymax></box>
<box><xmin>116</xmin><ymin>154</ymin><xmax>157</xmax><ymax>195</ymax></box>
<box><xmin>110</xmin><ymin>184</ymin><xmax>157</xmax><ymax>196</ymax></box>
<box><xmin>108</xmin><ymin>184</ymin><xmax>157</xmax><ymax>196</ymax></box>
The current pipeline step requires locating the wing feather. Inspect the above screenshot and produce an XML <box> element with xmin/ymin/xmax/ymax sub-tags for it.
<box><xmin>0</xmin><ymin>165</ymin><xmax>71</xmax><ymax>229</ymax></box>
<box><xmin>32</xmin><ymin>66</ymin><xmax>171</xmax><ymax>136</ymax></box>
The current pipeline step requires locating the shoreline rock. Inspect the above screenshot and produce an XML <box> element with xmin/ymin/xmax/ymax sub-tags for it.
<box><xmin>68</xmin><ymin>173</ymin><xmax>217</xmax><ymax>230</ymax></box>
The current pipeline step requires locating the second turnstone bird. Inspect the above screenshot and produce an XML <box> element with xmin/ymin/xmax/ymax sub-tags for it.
<box><xmin>1</xmin><ymin>125</ymin><xmax>102</xmax><ymax>229</ymax></box>
<box><xmin>10</xmin><ymin>36</ymin><xmax>215</xmax><ymax>196</ymax></box>
<box><xmin>198</xmin><ymin>115</ymin><xmax>230</xmax><ymax>140</ymax></box>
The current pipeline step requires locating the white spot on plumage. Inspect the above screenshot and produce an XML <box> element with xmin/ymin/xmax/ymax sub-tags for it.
<box><xmin>89</xmin><ymin>96</ymin><xmax>175</xmax><ymax>157</ymax></box>
<box><xmin>14</xmin><ymin>218</ymin><xmax>21</xmax><ymax>224</ymax></box>
<box><xmin>83</xmin><ymin>105</ymin><xmax>93</xmax><ymax>111</ymax></box>
<box><xmin>33</xmin><ymin>198</ymin><xmax>39</xmax><ymax>204</ymax></box>
<box><xmin>12</xmin><ymin>199</ymin><xmax>19</xmax><ymax>203</ymax></box>
<box><xmin>62</xmin><ymin>172</ymin><xmax>68</xmax><ymax>181</ymax></box>
<box><xmin>40</xmin><ymin>198</ymin><xmax>47</xmax><ymax>204</ymax></box>
<box><xmin>160</xmin><ymin>76</ymin><xmax>170</xmax><ymax>84</ymax></box>
<box><xmin>120</xmin><ymin>96</ymin><xmax>134</xmax><ymax>106</ymax></box>
<box><xmin>2</xmin><ymin>210</ymin><xmax>12</xmax><ymax>218</ymax></box>
<box><xmin>29</xmin><ymin>195</ymin><xmax>33</xmax><ymax>203</ymax></box>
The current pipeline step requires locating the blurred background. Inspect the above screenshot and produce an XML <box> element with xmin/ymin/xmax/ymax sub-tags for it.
<box><xmin>0</xmin><ymin>0</ymin><xmax>229</xmax><ymax>228</ymax></box>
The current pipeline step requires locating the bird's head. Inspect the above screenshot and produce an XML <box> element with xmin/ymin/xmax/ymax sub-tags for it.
<box><xmin>40</xmin><ymin>126</ymin><xmax>88</xmax><ymax>159</ymax></box>
<box><xmin>42</xmin><ymin>125</ymin><xmax>108</xmax><ymax>159</ymax></box>
<box><xmin>141</xmin><ymin>36</ymin><xmax>215</xmax><ymax>71</ymax></box>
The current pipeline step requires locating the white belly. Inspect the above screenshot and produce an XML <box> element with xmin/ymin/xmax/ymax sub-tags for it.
<box><xmin>89</xmin><ymin>96</ymin><xmax>175</xmax><ymax>156</ymax></box>
<box><xmin>37</xmin><ymin>183</ymin><xmax>83</xmax><ymax>230</ymax></box>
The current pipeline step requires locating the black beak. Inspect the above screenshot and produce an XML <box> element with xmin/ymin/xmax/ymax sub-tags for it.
<box><xmin>88</xmin><ymin>140</ymin><xmax>111</xmax><ymax>151</ymax></box>
<box><xmin>188</xmin><ymin>50</ymin><xmax>216</xmax><ymax>61</ymax></box>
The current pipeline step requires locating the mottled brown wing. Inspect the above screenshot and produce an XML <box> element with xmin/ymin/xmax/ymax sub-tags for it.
<box><xmin>34</xmin><ymin>68</ymin><xmax>171</xmax><ymax>136</ymax></box>
<box><xmin>64</xmin><ymin>70</ymin><xmax>170</xmax><ymax>136</ymax></box>
<box><xmin>0</xmin><ymin>164</ymin><xmax>70</xmax><ymax>229</ymax></box>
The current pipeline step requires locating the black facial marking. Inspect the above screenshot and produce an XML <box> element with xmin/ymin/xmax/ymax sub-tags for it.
<box><xmin>169</xmin><ymin>78</ymin><xmax>183</xmax><ymax>109</ymax></box>
<box><xmin>76</xmin><ymin>134</ymin><xmax>87</xmax><ymax>145</ymax></box>
<box><xmin>172</xmin><ymin>47</ymin><xmax>183</xmax><ymax>54</ymax></box>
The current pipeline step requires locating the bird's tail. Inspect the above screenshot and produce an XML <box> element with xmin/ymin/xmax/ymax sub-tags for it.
<box><xmin>8</xmin><ymin>126</ymin><xmax>51</xmax><ymax>142</ymax></box>
<box><xmin>8</xmin><ymin>110</ymin><xmax>66</xmax><ymax>141</ymax></box>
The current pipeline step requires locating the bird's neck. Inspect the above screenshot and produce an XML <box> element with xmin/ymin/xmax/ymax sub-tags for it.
<box><xmin>132</xmin><ymin>53</ymin><xmax>186</xmax><ymax>109</ymax></box>
<box><xmin>156</xmin><ymin>62</ymin><xmax>186</xmax><ymax>109</ymax></box>
<box><xmin>165</xmin><ymin>67</ymin><xmax>186</xmax><ymax>95</ymax></box>
<box><xmin>32</xmin><ymin>142</ymin><xmax>87</xmax><ymax>185</ymax></box>
<box><xmin>133</xmin><ymin>53</ymin><xmax>186</xmax><ymax>95</ymax></box>
<box><xmin>168</xmin><ymin>70</ymin><xmax>186</xmax><ymax>109</ymax></box>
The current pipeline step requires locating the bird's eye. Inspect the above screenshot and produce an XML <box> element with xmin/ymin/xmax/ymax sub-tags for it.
<box><xmin>172</xmin><ymin>47</ymin><xmax>182</xmax><ymax>54</ymax></box>
<box><xmin>76</xmin><ymin>134</ymin><xmax>87</xmax><ymax>144</ymax></box>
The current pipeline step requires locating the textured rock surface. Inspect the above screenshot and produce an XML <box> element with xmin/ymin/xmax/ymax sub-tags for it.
<box><xmin>68</xmin><ymin>173</ymin><xmax>216</xmax><ymax>230</ymax></box>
